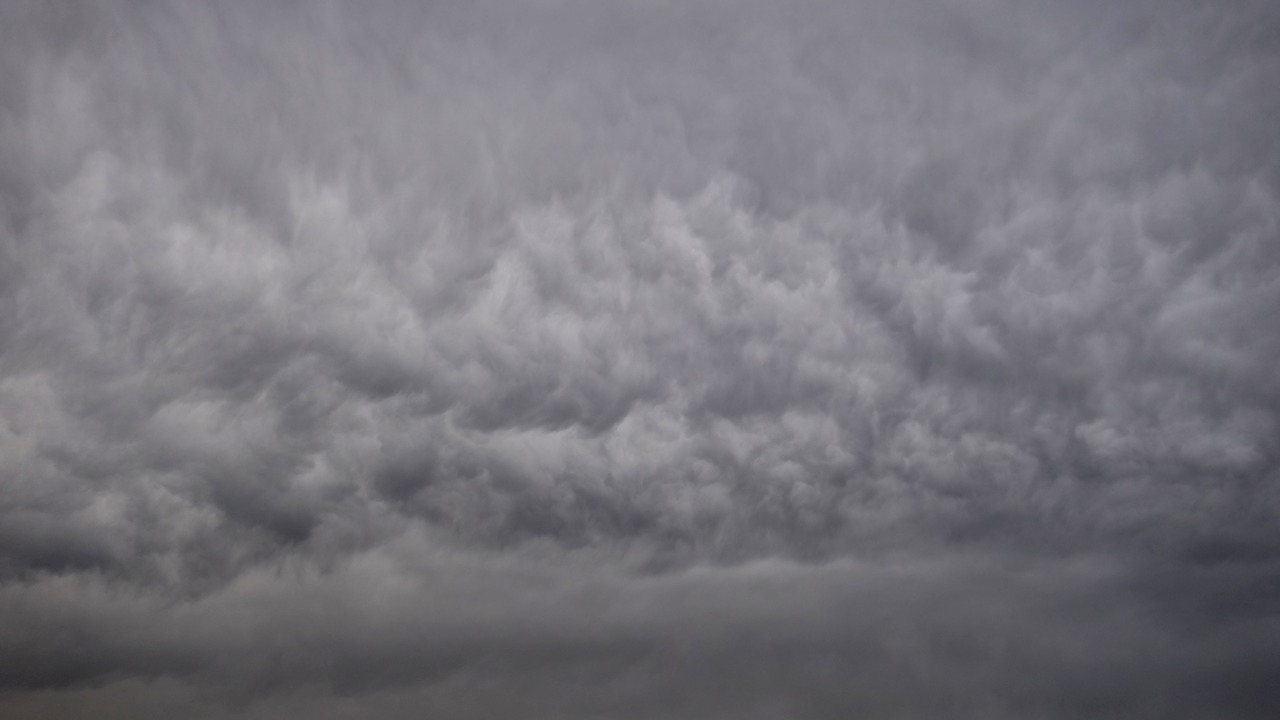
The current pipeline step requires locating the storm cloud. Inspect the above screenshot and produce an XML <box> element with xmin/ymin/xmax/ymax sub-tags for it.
<box><xmin>1</xmin><ymin>0</ymin><xmax>1279</xmax><ymax>717</ymax></box>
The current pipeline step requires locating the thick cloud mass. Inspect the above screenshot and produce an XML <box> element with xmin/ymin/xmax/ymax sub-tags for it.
<box><xmin>2</xmin><ymin>0</ymin><xmax>1279</xmax><ymax>717</ymax></box>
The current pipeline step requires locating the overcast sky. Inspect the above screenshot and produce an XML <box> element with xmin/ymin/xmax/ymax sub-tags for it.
<box><xmin>1</xmin><ymin>0</ymin><xmax>1279</xmax><ymax>717</ymax></box>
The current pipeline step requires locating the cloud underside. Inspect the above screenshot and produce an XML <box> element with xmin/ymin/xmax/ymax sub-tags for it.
<box><xmin>1</xmin><ymin>0</ymin><xmax>1279</xmax><ymax>716</ymax></box>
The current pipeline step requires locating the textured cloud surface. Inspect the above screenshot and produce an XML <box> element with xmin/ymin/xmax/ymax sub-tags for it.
<box><xmin>2</xmin><ymin>0</ymin><xmax>1280</xmax><ymax>717</ymax></box>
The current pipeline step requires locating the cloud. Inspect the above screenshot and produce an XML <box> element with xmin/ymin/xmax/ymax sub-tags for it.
<box><xmin>1</xmin><ymin>0</ymin><xmax>1279</xmax><ymax>716</ymax></box>
<box><xmin>2</xmin><ymin>536</ymin><xmax>1276</xmax><ymax>719</ymax></box>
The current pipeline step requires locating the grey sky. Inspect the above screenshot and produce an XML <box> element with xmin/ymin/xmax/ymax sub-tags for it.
<box><xmin>2</xmin><ymin>0</ymin><xmax>1279</xmax><ymax>717</ymax></box>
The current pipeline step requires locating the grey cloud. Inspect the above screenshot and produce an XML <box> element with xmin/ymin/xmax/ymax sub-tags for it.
<box><xmin>2</xmin><ymin>0</ymin><xmax>1279</xmax><ymax>716</ymax></box>
<box><xmin>1</xmin><ymin>544</ymin><xmax>1277</xmax><ymax>718</ymax></box>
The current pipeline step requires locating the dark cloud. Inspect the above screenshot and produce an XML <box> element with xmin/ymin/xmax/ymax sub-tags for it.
<box><xmin>2</xmin><ymin>0</ymin><xmax>1279</xmax><ymax>716</ymax></box>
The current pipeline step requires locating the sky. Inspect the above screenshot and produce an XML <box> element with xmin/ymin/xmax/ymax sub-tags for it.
<box><xmin>1</xmin><ymin>0</ymin><xmax>1279</xmax><ymax>717</ymax></box>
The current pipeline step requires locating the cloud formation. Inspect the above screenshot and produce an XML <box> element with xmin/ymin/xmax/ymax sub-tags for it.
<box><xmin>2</xmin><ymin>0</ymin><xmax>1279</xmax><ymax>717</ymax></box>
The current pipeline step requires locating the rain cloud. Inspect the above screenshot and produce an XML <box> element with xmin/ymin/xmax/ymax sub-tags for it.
<box><xmin>2</xmin><ymin>0</ymin><xmax>1279</xmax><ymax>717</ymax></box>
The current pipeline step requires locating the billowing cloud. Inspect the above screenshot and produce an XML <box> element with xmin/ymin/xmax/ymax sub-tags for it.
<box><xmin>1</xmin><ymin>0</ymin><xmax>1279</xmax><ymax>717</ymax></box>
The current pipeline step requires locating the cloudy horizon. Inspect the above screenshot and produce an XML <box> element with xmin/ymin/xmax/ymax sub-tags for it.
<box><xmin>2</xmin><ymin>0</ymin><xmax>1279</xmax><ymax>717</ymax></box>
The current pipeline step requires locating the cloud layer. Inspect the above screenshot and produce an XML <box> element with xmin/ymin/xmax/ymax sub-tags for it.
<box><xmin>2</xmin><ymin>0</ymin><xmax>1279</xmax><ymax>717</ymax></box>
